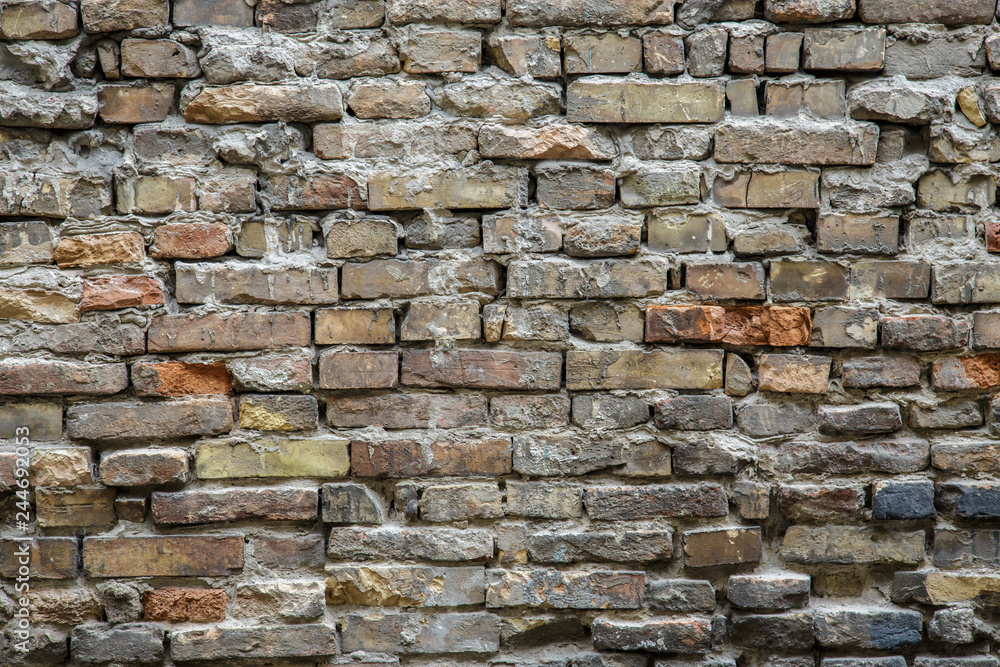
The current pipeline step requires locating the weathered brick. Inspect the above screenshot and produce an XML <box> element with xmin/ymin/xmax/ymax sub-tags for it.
<box><xmin>655</xmin><ymin>396</ymin><xmax>733</xmax><ymax>431</ymax></box>
<box><xmin>0</xmin><ymin>360</ymin><xmax>126</xmax><ymax>395</ymax></box>
<box><xmin>195</xmin><ymin>437</ymin><xmax>348</xmax><ymax>480</ymax></box>
<box><xmin>851</xmin><ymin>260</ymin><xmax>931</xmax><ymax>300</ymax></box>
<box><xmin>572</xmin><ymin>394</ymin><xmax>648</xmax><ymax>430</ymax></box>
<box><xmin>342</xmin><ymin>612</ymin><xmax>498</xmax><ymax>653</ymax></box>
<box><xmin>778</xmin><ymin>484</ymin><xmax>865</xmax><ymax>522</ymax></box>
<box><xmin>507</xmin><ymin>481</ymin><xmax>583</xmax><ymax>519</ymax></box>
<box><xmin>402</xmin><ymin>350</ymin><xmax>561</xmax><ymax>390</ymax></box>
<box><xmin>873</xmin><ymin>480</ymin><xmax>935</xmax><ymax>520</ymax></box>
<box><xmin>172</xmin><ymin>625</ymin><xmax>337</xmax><ymax>662</ymax></box>
<box><xmin>684</xmin><ymin>527</ymin><xmax>762</xmax><ymax>567</ymax></box>
<box><xmin>132</xmin><ymin>361</ymin><xmax>231</xmax><ymax>397</ymax></box>
<box><xmin>84</xmin><ymin>535</ymin><xmax>243</xmax><ymax>577</ymax></box>
<box><xmin>768</xmin><ymin>440</ymin><xmax>929</xmax><ymax>474</ymax></box>
<box><xmin>584</xmin><ymin>483</ymin><xmax>728</xmax><ymax>520</ymax></box>
<box><xmin>513</xmin><ymin>434</ymin><xmax>622</xmax><ymax>476</ymax></box>
<box><xmin>818</xmin><ymin>403</ymin><xmax>903</xmax><ymax>435</ymax></box>
<box><xmin>54</xmin><ymin>232</ymin><xmax>144</xmax><ymax>268</ymax></box>
<box><xmin>803</xmin><ymin>28</ymin><xmax>886</xmax><ymax>71</ymax></box>
<box><xmin>716</xmin><ymin>119</ymin><xmax>878</xmax><ymax>166</ymax></box>
<box><xmin>737</xmin><ymin>403</ymin><xmax>815</xmax><ymax>437</ymax></box>
<box><xmin>328</xmin><ymin>526</ymin><xmax>494</xmax><ymax>562</ymax></box>
<box><xmin>932</xmin><ymin>354</ymin><xmax>1000</xmax><ymax>390</ymax></box>
<box><xmin>508</xmin><ymin>258</ymin><xmax>668</xmax><ymax>299</ymax></box>
<box><xmin>185</xmin><ymin>83</ymin><xmax>344</xmax><ymax>123</ymax></box>
<box><xmin>71</xmin><ymin>624</ymin><xmax>164</xmax><ymax>665</ymax></box>
<box><xmin>882</xmin><ymin>315</ymin><xmax>969</xmax><ymax>350</ymax></box>
<box><xmin>369</xmin><ymin>163</ymin><xmax>522</xmax><ymax>210</ymax></box>
<box><xmin>685</xmin><ymin>262</ymin><xmax>764</xmax><ymax>300</ymax></box>
<box><xmin>0</xmin><ymin>537</ymin><xmax>77</xmax><ymax>579</ymax></box>
<box><xmin>912</xmin><ymin>400</ymin><xmax>983</xmax><ymax>429</ymax></box>
<box><xmin>351</xmin><ymin>437</ymin><xmax>512</xmax><ymax>478</ymax></box>
<box><xmin>148</xmin><ymin>312</ymin><xmax>311</xmax><ymax>352</ymax></box>
<box><xmin>327</xmin><ymin>565</ymin><xmax>483</xmax><ymax>606</ymax></box>
<box><xmin>648</xmin><ymin>579</ymin><xmax>715</xmax><ymax>612</ymax></box>
<box><xmin>491</xmin><ymin>394</ymin><xmax>571</xmax><ymax>430</ymax></box>
<box><xmin>387</xmin><ymin>0</ymin><xmax>499</xmax><ymax>23</ymax></box>
<box><xmin>150</xmin><ymin>222</ymin><xmax>232</xmax><ymax>259</ymax></box>
<box><xmin>239</xmin><ymin>394</ymin><xmax>318</xmax><ymax>431</ymax></box>
<box><xmin>143</xmin><ymin>589</ymin><xmax>228</xmax><ymax>623</ymax></box>
<box><xmin>329</xmin><ymin>394</ymin><xmax>486</xmax><ymax>429</ymax></box>
<box><xmin>0</xmin><ymin>220</ymin><xmax>53</xmax><ymax>265</ymax></box>
<box><xmin>591</xmin><ymin>617</ymin><xmax>712</xmax><ymax>654</ymax></box>
<box><xmin>507</xmin><ymin>0</ymin><xmax>674</xmax><ymax>26</ymax></box>
<box><xmin>567</xmin><ymin>349</ymin><xmax>723</xmax><ymax>390</ymax></box>
<box><xmin>487</xmin><ymin>569</ymin><xmax>643</xmax><ymax>609</ymax></box>
<box><xmin>858</xmin><ymin>0</ymin><xmax>994</xmax><ymax>24</ymax></box>
<box><xmin>537</xmin><ymin>162</ymin><xmax>616</xmax><ymax>210</ymax></box>
<box><xmin>348</xmin><ymin>78</ymin><xmax>431</xmax><ymax>118</ymax></box>
<box><xmin>843</xmin><ymin>356</ymin><xmax>921</xmax><ymax>388</ymax></box>
<box><xmin>731</xmin><ymin>613</ymin><xmax>815</xmax><ymax>651</ymax></box>
<box><xmin>66</xmin><ymin>397</ymin><xmax>234</xmax><ymax>440</ymax></box>
<box><xmin>765</xmin><ymin>0</ymin><xmax>854</xmax><ymax>22</ymax></box>
<box><xmin>568</xmin><ymin>77</ymin><xmax>725</xmax><ymax>124</ymax></box>
<box><xmin>815</xmin><ymin>610</ymin><xmax>922</xmax><ymax>650</ymax></box>
<box><xmin>0</xmin><ymin>0</ymin><xmax>77</xmax><ymax>39</ymax></box>
<box><xmin>937</xmin><ymin>482</ymin><xmax>1000</xmax><ymax>519</ymax></box>
<box><xmin>80</xmin><ymin>275</ymin><xmax>164</xmax><ymax>311</ymax></box>
<box><xmin>758</xmin><ymin>354</ymin><xmax>831</xmax><ymax>394</ymax></box>
<box><xmin>152</xmin><ymin>487</ymin><xmax>317</xmax><ymax>525</ymax></box>
<box><xmin>318</xmin><ymin>351</ymin><xmax>398</xmax><ymax>390</ymax></box>
<box><xmin>176</xmin><ymin>262</ymin><xmax>338</xmax><ymax>305</ymax></box>
<box><xmin>782</xmin><ymin>526</ymin><xmax>924</xmax><ymax>565</ymax></box>
<box><xmin>646</xmin><ymin>305</ymin><xmax>812</xmax><ymax>346</ymax></box>
<box><xmin>729</xmin><ymin>574</ymin><xmax>810</xmax><ymax>610</ymax></box>
<box><xmin>267</xmin><ymin>173</ymin><xmax>365</xmax><ymax>210</ymax></box>
<box><xmin>81</xmin><ymin>0</ymin><xmax>167</xmax><ymax>32</ymax></box>
<box><xmin>528</xmin><ymin>528</ymin><xmax>674</xmax><ymax>563</ymax></box>
<box><xmin>420</xmin><ymin>482</ymin><xmax>502</xmax><ymax>522</ymax></box>
<box><xmin>100</xmin><ymin>448</ymin><xmax>188</xmax><ymax>486</ymax></box>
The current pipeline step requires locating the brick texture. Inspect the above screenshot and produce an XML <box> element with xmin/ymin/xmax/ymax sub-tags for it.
<box><xmin>4</xmin><ymin>2</ymin><xmax>996</xmax><ymax>664</ymax></box>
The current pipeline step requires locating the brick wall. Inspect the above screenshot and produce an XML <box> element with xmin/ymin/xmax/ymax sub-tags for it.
<box><xmin>1</xmin><ymin>0</ymin><xmax>1000</xmax><ymax>664</ymax></box>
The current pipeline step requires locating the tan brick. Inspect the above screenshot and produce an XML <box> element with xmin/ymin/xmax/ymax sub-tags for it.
<box><xmin>81</xmin><ymin>0</ymin><xmax>167</xmax><ymax>32</ymax></box>
<box><xmin>185</xmin><ymin>83</ymin><xmax>344</xmax><ymax>124</ymax></box>
<box><xmin>0</xmin><ymin>1</ymin><xmax>76</xmax><ymax>39</ymax></box>
<box><xmin>98</xmin><ymin>83</ymin><xmax>173</xmax><ymax>124</ymax></box>
<box><xmin>564</xmin><ymin>33</ymin><xmax>642</xmax><ymax>74</ymax></box>
<box><xmin>479</xmin><ymin>124</ymin><xmax>616</xmax><ymax>160</ymax></box>
<box><xmin>566</xmin><ymin>349</ymin><xmax>724</xmax><ymax>390</ymax></box>
<box><xmin>148</xmin><ymin>312</ymin><xmax>311</xmax><ymax>352</ymax></box>
<box><xmin>568</xmin><ymin>77</ymin><xmax>725</xmax><ymax>124</ymax></box>
<box><xmin>176</xmin><ymin>262</ymin><xmax>339</xmax><ymax>305</ymax></box>
<box><xmin>369</xmin><ymin>164</ymin><xmax>523</xmax><ymax>210</ymax></box>
<box><xmin>347</xmin><ymin>79</ymin><xmax>431</xmax><ymax>119</ymax></box>
<box><xmin>36</xmin><ymin>487</ymin><xmax>116</xmax><ymax>527</ymax></box>
<box><xmin>318</xmin><ymin>351</ymin><xmax>398</xmax><ymax>389</ymax></box>
<box><xmin>54</xmin><ymin>232</ymin><xmax>145</xmax><ymax>268</ymax></box>
<box><xmin>316</xmin><ymin>307</ymin><xmax>395</xmax><ymax>345</ymax></box>
<box><xmin>32</xmin><ymin>447</ymin><xmax>92</xmax><ymax>486</ymax></box>
<box><xmin>0</xmin><ymin>287</ymin><xmax>79</xmax><ymax>324</ymax></box>
<box><xmin>803</xmin><ymin>28</ymin><xmax>886</xmax><ymax>71</ymax></box>
<box><xmin>400</xmin><ymin>29</ymin><xmax>481</xmax><ymax>73</ymax></box>
<box><xmin>402</xmin><ymin>350</ymin><xmax>562</xmax><ymax>390</ymax></box>
<box><xmin>716</xmin><ymin>119</ymin><xmax>878</xmax><ymax>166</ymax></box>
<box><xmin>487</xmin><ymin>33</ymin><xmax>561</xmax><ymax>77</ymax></box>
<box><xmin>120</xmin><ymin>38</ymin><xmax>200</xmax><ymax>78</ymax></box>
<box><xmin>84</xmin><ymin>536</ymin><xmax>244</xmax><ymax>577</ymax></box>
<box><xmin>401</xmin><ymin>301</ymin><xmax>480</xmax><ymax>341</ymax></box>
<box><xmin>759</xmin><ymin>354</ymin><xmax>831</xmax><ymax>394</ymax></box>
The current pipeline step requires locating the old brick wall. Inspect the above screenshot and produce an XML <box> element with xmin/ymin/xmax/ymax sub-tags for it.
<box><xmin>2</xmin><ymin>0</ymin><xmax>1000</xmax><ymax>663</ymax></box>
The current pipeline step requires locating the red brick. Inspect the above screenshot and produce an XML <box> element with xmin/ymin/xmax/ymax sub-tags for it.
<box><xmin>645</xmin><ymin>305</ymin><xmax>811</xmax><ymax>345</ymax></box>
<box><xmin>147</xmin><ymin>312</ymin><xmax>311</xmax><ymax>352</ymax></box>
<box><xmin>351</xmin><ymin>438</ymin><xmax>513</xmax><ymax>478</ymax></box>
<box><xmin>132</xmin><ymin>361</ymin><xmax>233</xmax><ymax>397</ymax></box>
<box><xmin>81</xmin><ymin>275</ymin><xmax>164</xmax><ymax>311</ymax></box>
<box><xmin>0</xmin><ymin>360</ymin><xmax>127</xmax><ymax>395</ymax></box>
<box><xmin>318</xmin><ymin>351</ymin><xmax>398</xmax><ymax>389</ymax></box>
<box><xmin>151</xmin><ymin>223</ymin><xmax>232</xmax><ymax>258</ymax></box>
<box><xmin>83</xmin><ymin>536</ymin><xmax>244</xmax><ymax>577</ymax></box>
<box><xmin>144</xmin><ymin>589</ymin><xmax>228</xmax><ymax>622</ymax></box>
